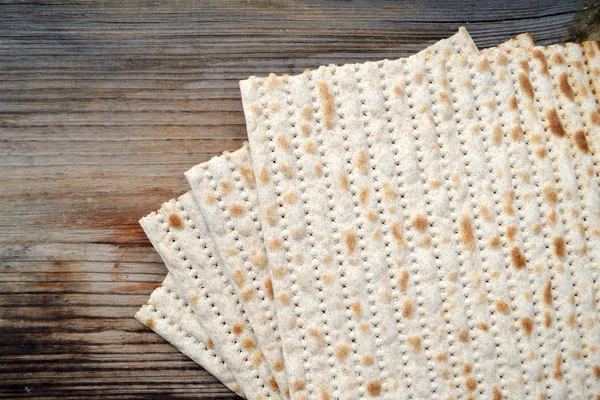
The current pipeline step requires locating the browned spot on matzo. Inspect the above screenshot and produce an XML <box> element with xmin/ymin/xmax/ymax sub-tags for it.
<box><xmin>544</xmin><ymin>312</ymin><xmax>552</xmax><ymax>328</ymax></box>
<box><xmin>412</xmin><ymin>214</ymin><xmax>428</xmax><ymax>232</ymax></box>
<box><xmin>304</xmin><ymin>140</ymin><xmax>316</xmax><ymax>154</ymax></box>
<box><xmin>394</xmin><ymin>85</ymin><xmax>404</xmax><ymax>97</ymax></box>
<box><xmin>232</xmin><ymin>322</ymin><xmax>244</xmax><ymax>335</ymax></box>
<box><xmin>408</xmin><ymin>336</ymin><xmax>422</xmax><ymax>353</ymax></box>
<box><xmin>273</xmin><ymin>359</ymin><xmax>284</xmax><ymax>372</ymax></box>
<box><xmin>145</xmin><ymin>318</ymin><xmax>155</xmax><ymax>328</ymax></box>
<box><xmin>553</xmin><ymin>237</ymin><xmax>566</xmax><ymax>259</ymax></box>
<box><xmin>277</xmin><ymin>135</ymin><xmax>291</xmax><ymax>152</ymax></box>
<box><xmin>242</xmin><ymin>338</ymin><xmax>256</xmax><ymax>350</ymax></box>
<box><xmin>292</xmin><ymin>379</ymin><xmax>305</xmax><ymax>391</ymax></box>
<box><xmin>554</xmin><ymin>354</ymin><xmax>563</xmax><ymax>380</ymax></box>
<box><xmin>490</xmin><ymin>235</ymin><xmax>501</xmax><ymax>248</ymax></box>
<box><xmin>220</xmin><ymin>179</ymin><xmax>232</xmax><ymax>195</ymax></box>
<box><xmin>543</xmin><ymin>187</ymin><xmax>558</xmax><ymax>205</ymax></box>
<box><xmin>232</xmin><ymin>269</ymin><xmax>245</xmax><ymax>286</ymax></box>
<box><xmin>168</xmin><ymin>213</ymin><xmax>184</xmax><ymax>229</ymax></box>
<box><xmin>301</xmin><ymin>105</ymin><xmax>312</xmax><ymax>120</ymax></box>
<box><xmin>335</xmin><ymin>344</ymin><xmax>349</xmax><ymax>360</ymax></box>
<box><xmin>508</xmin><ymin>95</ymin><xmax>518</xmax><ymax>110</ymax></box>
<box><xmin>518</xmin><ymin>72</ymin><xmax>534</xmax><ymax>99</ymax></box>
<box><xmin>521</xmin><ymin>317</ymin><xmax>534</xmax><ymax>336</ymax></box>
<box><xmin>265</xmin><ymin>204</ymin><xmax>277</xmax><ymax>225</ymax></box>
<box><xmin>241</xmin><ymin>287</ymin><xmax>254</xmax><ymax>301</ymax></box>
<box><xmin>264</xmin><ymin>276</ymin><xmax>274</xmax><ymax>299</ymax></box>
<box><xmin>558</xmin><ymin>73</ymin><xmax>575</xmax><ymax>101</ymax></box>
<box><xmin>269</xmin><ymin>237</ymin><xmax>283</xmax><ymax>251</ymax></box>
<box><xmin>391</xmin><ymin>221</ymin><xmax>404</xmax><ymax>248</ymax></box>
<box><xmin>205</xmin><ymin>193</ymin><xmax>217</xmax><ymax>205</ymax></box>
<box><xmin>510</xmin><ymin>126</ymin><xmax>524</xmax><ymax>141</ymax></box>
<box><xmin>357</xmin><ymin>150</ymin><xmax>368</xmax><ymax>173</ymax></box>
<box><xmin>465</xmin><ymin>377</ymin><xmax>477</xmax><ymax>391</ymax></box>
<box><xmin>359</xmin><ymin>187</ymin><xmax>369</xmax><ymax>205</ymax></box>
<box><xmin>352</xmin><ymin>300</ymin><xmax>363</xmax><ymax>318</ymax></box>
<box><xmin>258</xmin><ymin>166</ymin><xmax>270</xmax><ymax>186</ymax></box>
<box><xmin>543</xmin><ymin>281</ymin><xmax>553</xmax><ymax>306</ymax></box>
<box><xmin>339</xmin><ymin>172</ymin><xmax>349</xmax><ymax>191</ymax></box>
<box><xmin>548</xmin><ymin>109</ymin><xmax>566</xmax><ymax>137</ymax></box>
<box><xmin>284</xmin><ymin>190</ymin><xmax>298</xmax><ymax>205</ymax></box>
<box><xmin>532</xmin><ymin>49</ymin><xmax>549</xmax><ymax>76</ymax></box>
<box><xmin>250</xmin><ymin>103</ymin><xmax>262</xmax><ymax>116</ymax></box>
<box><xmin>551</xmin><ymin>53</ymin><xmax>566</xmax><ymax>65</ymax></box>
<box><xmin>343</xmin><ymin>230</ymin><xmax>357</xmax><ymax>254</ymax></box>
<box><xmin>308</xmin><ymin>328</ymin><xmax>325</xmax><ymax>345</ymax></box>
<box><xmin>399</xmin><ymin>270</ymin><xmax>409</xmax><ymax>292</ymax></box>
<box><xmin>278</xmin><ymin>162</ymin><xmax>293</xmax><ymax>179</ymax></box>
<box><xmin>493</xmin><ymin>124</ymin><xmax>502</xmax><ymax>144</ymax></box>
<box><xmin>366</xmin><ymin>380</ymin><xmax>382</xmax><ymax>396</ymax></box>
<box><xmin>318</xmin><ymin>81</ymin><xmax>334</xmax><ymax>129</ymax></box>
<box><xmin>496</xmin><ymin>299</ymin><xmax>510</xmax><ymax>314</ymax></box>
<box><xmin>477</xmin><ymin>58</ymin><xmax>490</xmax><ymax>72</ymax></box>
<box><xmin>402</xmin><ymin>298</ymin><xmax>413</xmax><ymax>318</ymax></box>
<box><xmin>460</xmin><ymin>213</ymin><xmax>475</xmax><ymax>252</ymax></box>
<box><xmin>239</xmin><ymin>165</ymin><xmax>255</xmax><ymax>186</ymax></box>
<box><xmin>230</xmin><ymin>203</ymin><xmax>246</xmax><ymax>217</ymax></box>
<box><xmin>458</xmin><ymin>329</ymin><xmax>469</xmax><ymax>342</ymax></box>
<box><xmin>511</xmin><ymin>246</ymin><xmax>526</xmax><ymax>269</ymax></box>
<box><xmin>574</xmin><ymin>130</ymin><xmax>590</xmax><ymax>153</ymax></box>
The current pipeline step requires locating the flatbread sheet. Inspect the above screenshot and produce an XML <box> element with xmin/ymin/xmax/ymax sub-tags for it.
<box><xmin>240</xmin><ymin>28</ymin><xmax>480</xmax><ymax>399</ymax></box>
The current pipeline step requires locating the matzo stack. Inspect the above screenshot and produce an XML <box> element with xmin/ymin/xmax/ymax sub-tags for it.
<box><xmin>185</xmin><ymin>144</ymin><xmax>290</xmax><ymax>397</ymax></box>
<box><xmin>135</xmin><ymin>273</ymin><xmax>245</xmax><ymax>397</ymax></box>
<box><xmin>139</xmin><ymin>194</ymin><xmax>283</xmax><ymax>399</ymax></box>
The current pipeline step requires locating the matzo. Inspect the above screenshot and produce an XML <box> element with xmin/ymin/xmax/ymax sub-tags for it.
<box><xmin>135</xmin><ymin>274</ymin><xmax>245</xmax><ymax>398</ymax></box>
<box><xmin>186</xmin><ymin>144</ymin><xmax>290</xmax><ymax>397</ymax></box>
<box><xmin>526</xmin><ymin>43</ymin><xmax>600</xmax><ymax>398</ymax></box>
<box><xmin>139</xmin><ymin>194</ymin><xmax>283</xmax><ymax>400</ymax></box>
<box><xmin>240</xmin><ymin>29</ymin><xmax>480</xmax><ymax>399</ymax></box>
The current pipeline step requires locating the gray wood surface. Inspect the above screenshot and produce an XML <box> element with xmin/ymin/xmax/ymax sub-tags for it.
<box><xmin>1</xmin><ymin>1</ymin><xmax>599</xmax><ymax>398</ymax></box>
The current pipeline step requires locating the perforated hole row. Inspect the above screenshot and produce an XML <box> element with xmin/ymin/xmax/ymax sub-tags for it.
<box><xmin>483</xmin><ymin>51</ymin><xmax>540</xmax><ymax>396</ymax></box>
<box><xmin>402</xmin><ymin>53</ymin><xmax>453</xmax><ymax>397</ymax></box>
<box><xmin>507</xmin><ymin>49</ymin><xmax>564</xmax><ymax>399</ymax></box>
<box><xmin>378</xmin><ymin>60</ymin><xmax>417</xmax><ymax>399</ymax></box>
<box><xmin>459</xmin><ymin>52</ymin><xmax>512</xmax><ymax>397</ymax></box>
<box><xmin>351</xmin><ymin>63</ymin><xmax>394</xmax><ymax>395</ymax></box>
<box><xmin>444</xmin><ymin>48</ymin><xmax>496</xmax><ymax>398</ymax></box>
<box><xmin>159</xmin><ymin>200</ymin><xmax>273</xmax><ymax>398</ymax></box>
<box><xmin>256</xmin><ymin>74</ymin><xmax>317</xmax><ymax>398</ymax></box>
<box><xmin>503</xmin><ymin>49</ymin><xmax>567</xmax><ymax>399</ymax></box>
<box><xmin>429</xmin><ymin>44</ymin><xmax>479</xmax><ymax>396</ymax></box>
<box><xmin>304</xmin><ymin>68</ymin><xmax>350</xmax><ymax>397</ymax></box>
<box><xmin>527</xmin><ymin>51</ymin><xmax>580</xmax><ymax>396</ymax></box>
<box><xmin>545</xmin><ymin>46</ymin><xmax>595</xmax><ymax>394</ymax></box>
<box><xmin>581</xmin><ymin>43</ymin><xmax>600</xmax><ymax>314</ymax></box>
<box><xmin>477</xmin><ymin>51</ymin><xmax>532</xmax><ymax>400</ymax></box>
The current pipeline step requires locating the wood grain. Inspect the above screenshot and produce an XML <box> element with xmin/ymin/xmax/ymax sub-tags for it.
<box><xmin>1</xmin><ymin>1</ymin><xmax>598</xmax><ymax>398</ymax></box>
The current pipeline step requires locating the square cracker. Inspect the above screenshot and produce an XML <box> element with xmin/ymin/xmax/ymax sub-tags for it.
<box><xmin>240</xmin><ymin>28</ymin><xmax>479</xmax><ymax>399</ymax></box>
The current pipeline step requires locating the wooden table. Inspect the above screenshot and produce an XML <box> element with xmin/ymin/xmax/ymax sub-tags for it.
<box><xmin>1</xmin><ymin>1</ymin><xmax>598</xmax><ymax>398</ymax></box>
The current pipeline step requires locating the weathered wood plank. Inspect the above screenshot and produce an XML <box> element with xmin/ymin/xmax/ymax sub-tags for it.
<box><xmin>1</xmin><ymin>0</ymin><xmax>598</xmax><ymax>398</ymax></box>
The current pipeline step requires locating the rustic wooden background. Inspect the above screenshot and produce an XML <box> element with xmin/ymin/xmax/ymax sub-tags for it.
<box><xmin>1</xmin><ymin>1</ymin><xmax>599</xmax><ymax>399</ymax></box>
